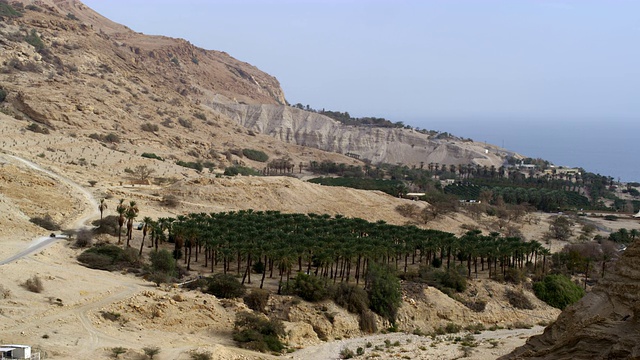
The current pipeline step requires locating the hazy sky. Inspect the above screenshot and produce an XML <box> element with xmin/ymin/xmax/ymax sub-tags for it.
<box><xmin>82</xmin><ymin>0</ymin><xmax>639</xmax><ymax>125</ymax></box>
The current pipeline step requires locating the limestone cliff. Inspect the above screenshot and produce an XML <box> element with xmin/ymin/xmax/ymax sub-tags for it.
<box><xmin>500</xmin><ymin>242</ymin><xmax>640</xmax><ymax>359</ymax></box>
<box><xmin>208</xmin><ymin>102</ymin><xmax>517</xmax><ymax>167</ymax></box>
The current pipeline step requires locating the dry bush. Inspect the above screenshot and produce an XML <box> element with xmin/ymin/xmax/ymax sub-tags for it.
<box><xmin>0</xmin><ymin>285</ymin><xmax>11</xmax><ymax>299</ymax></box>
<box><xmin>22</xmin><ymin>275</ymin><xmax>44</xmax><ymax>293</ymax></box>
<box><xmin>29</xmin><ymin>214</ymin><xmax>60</xmax><ymax>231</ymax></box>
<box><xmin>243</xmin><ymin>289</ymin><xmax>270</xmax><ymax>313</ymax></box>
<box><xmin>140</xmin><ymin>122</ymin><xmax>159</xmax><ymax>132</ymax></box>
<box><xmin>162</xmin><ymin>194</ymin><xmax>179</xmax><ymax>208</ymax></box>
<box><xmin>506</xmin><ymin>289</ymin><xmax>535</xmax><ymax>310</ymax></box>
<box><xmin>359</xmin><ymin>309</ymin><xmax>377</xmax><ymax>333</ymax></box>
<box><xmin>75</xmin><ymin>228</ymin><xmax>93</xmax><ymax>248</ymax></box>
<box><xmin>395</xmin><ymin>204</ymin><xmax>419</xmax><ymax>218</ymax></box>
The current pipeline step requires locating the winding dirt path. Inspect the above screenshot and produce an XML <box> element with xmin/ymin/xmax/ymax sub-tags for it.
<box><xmin>0</xmin><ymin>153</ymin><xmax>151</xmax><ymax>357</ymax></box>
<box><xmin>0</xmin><ymin>153</ymin><xmax>99</xmax><ymax>265</ymax></box>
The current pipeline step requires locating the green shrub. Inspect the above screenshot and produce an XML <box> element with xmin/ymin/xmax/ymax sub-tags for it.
<box><xmin>0</xmin><ymin>88</ymin><xmax>6</xmax><ymax>102</ymax></box>
<box><xmin>281</xmin><ymin>273</ymin><xmax>329</xmax><ymax>302</ymax></box>
<box><xmin>252</xmin><ymin>260</ymin><xmax>265</xmax><ymax>274</ymax></box>
<box><xmin>224</xmin><ymin>166</ymin><xmax>262</xmax><ymax>176</ymax></box>
<box><xmin>332</xmin><ymin>282</ymin><xmax>369</xmax><ymax>315</ymax></box>
<box><xmin>77</xmin><ymin>244</ymin><xmax>139</xmax><ymax>271</ymax></box>
<box><xmin>25</xmin><ymin>29</ymin><xmax>45</xmax><ymax>52</ymax></box>
<box><xmin>233</xmin><ymin>311</ymin><xmax>285</xmax><ymax>353</ymax></box>
<box><xmin>308</xmin><ymin>177</ymin><xmax>404</xmax><ymax>197</ymax></box>
<box><xmin>242</xmin><ymin>149</ymin><xmax>269</xmax><ymax>162</ymax></box>
<box><xmin>141</xmin><ymin>152</ymin><xmax>164</xmax><ymax>161</ymax></box>
<box><xmin>101</xmin><ymin>311</ymin><xmax>122</xmax><ymax>322</ymax></box>
<box><xmin>365</xmin><ymin>264</ymin><xmax>402</xmax><ymax>324</ymax></box>
<box><xmin>0</xmin><ymin>2</ymin><xmax>22</xmax><ymax>18</ymax></box>
<box><xmin>77</xmin><ymin>252</ymin><xmax>113</xmax><ymax>269</ymax></box>
<box><xmin>176</xmin><ymin>160</ymin><xmax>203</xmax><ymax>172</ymax></box>
<box><xmin>445</xmin><ymin>322</ymin><xmax>462</xmax><ymax>334</ymax></box>
<box><xmin>204</xmin><ymin>273</ymin><xmax>246</xmax><ymax>299</ymax></box>
<box><xmin>244</xmin><ymin>289</ymin><xmax>270</xmax><ymax>313</ymax></box>
<box><xmin>193</xmin><ymin>111</ymin><xmax>206</xmax><ymax>120</ymax></box>
<box><xmin>150</xmin><ymin>249</ymin><xmax>176</xmax><ymax>275</ymax></box>
<box><xmin>111</xmin><ymin>347</ymin><xmax>127</xmax><ymax>358</ymax></box>
<box><xmin>340</xmin><ymin>347</ymin><xmax>355</xmax><ymax>359</ymax></box>
<box><xmin>533</xmin><ymin>274</ymin><xmax>585</xmax><ymax>310</ymax></box>
<box><xmin>420</xmin><ymin>265</ymin><xmax>467</xmax><ymax>293</ymax></box>
<box><xmin>142</xmin><ymin>347</ymin><xmax>160</xmax><ymax>359</ymax></box>
<box><xmin>189</xmin><ymin>351</ymin><xmax>211</xmax><ymax>360</ymax></box>
<box><xmin>92</xmin><ymin>215</ymin><xmax>119</xmax><ymax>235</ymax></box>
<box><xmin>178</xmin><ymin>117</ymin><xmax>192</xmax><ymax>128</ymax></box>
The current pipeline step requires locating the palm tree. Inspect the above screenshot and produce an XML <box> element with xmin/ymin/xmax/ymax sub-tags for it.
<box><xmin>116</xmin><ymin>199</ymin><xmax>126</xmax><ymax>245</ymax></box>
<box><xmin>98</xmin><ymin>199</ymin><xmax>108</xmax><ymax>221</ymax></box>
<box><xmin>139</xmin><ymin>217</ymin><xmax>153</xmax><ymax>256</ymax></box>
<box><xmin>125</xmin><ymin>201</ymin><xmax>139</xmax><ymax>248</ymax></box>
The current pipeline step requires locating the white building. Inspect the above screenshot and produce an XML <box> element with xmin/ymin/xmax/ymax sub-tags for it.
<box><xmin>0</xmin><ymin>345</ymin><xmax>36</xmax><ymax>360</ymax></box>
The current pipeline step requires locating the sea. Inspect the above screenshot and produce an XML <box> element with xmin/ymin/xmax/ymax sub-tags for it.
<box><xmin>409</xmin><ymin>118</ymin><xmax>639</xmax><ymax>183</ymax></box>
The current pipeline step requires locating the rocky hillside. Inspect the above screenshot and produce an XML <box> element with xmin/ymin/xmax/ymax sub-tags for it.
<box><xmin>209</xmin><ymin>102</ymin><xmax>516</xmax><ymax>167</ymax></box>
<box><xmin>0</xmin><ymin>0</ymin><xmax>517</xmax><ymax>170</ymax></box>
<box><xmin>501</xmin><ymin>241</ymin><xmax>640</xmax><ymax>359</ymax></box>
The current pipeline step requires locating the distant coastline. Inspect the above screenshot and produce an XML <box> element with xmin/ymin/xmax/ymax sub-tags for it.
<box><xmin>409</xmin><ymin>118</ymin><xmax>637</xmax><ymax>183</ymax></box>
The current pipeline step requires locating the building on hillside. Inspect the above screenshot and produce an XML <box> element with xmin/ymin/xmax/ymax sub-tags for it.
<box><xmin>516</xmin><ymin>162</ymin><xmax>537</xmax><ymax>170</ymax></box>
<box><xmin>404</xmin><ymin>192</ymin><xmax>425</xmax><ymax>200</ymax></box>
<box><xmin>544</xmin><ymin>166</ymin><xmax>581</xmax><ymax>177</ymax></box>
<box><xmin>0</xmin><ymin>345</ymin><xmax>37</xmax><ymax>359</ymax></box>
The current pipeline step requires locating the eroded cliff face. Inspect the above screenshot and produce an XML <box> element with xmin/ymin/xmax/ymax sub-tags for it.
<box><xmin>501</xmin><ymin>242</ymin><xmax>640</xmax><ymax>360</ymax></box>
<box><xmin>208</xmin><ymin>103</ymin><xmax>515</xmax><ymax>167</ymax></box>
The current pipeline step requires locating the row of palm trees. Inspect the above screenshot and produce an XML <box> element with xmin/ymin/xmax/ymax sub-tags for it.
<box><xmin>99</xmin><ymin>198</ymin><xmax>151</xmax><ymax>256</ymax></box>
<box><xmin>135</xmin><ymin>210</ymin><xmax>549</xmax><ymax>290</ymax></box>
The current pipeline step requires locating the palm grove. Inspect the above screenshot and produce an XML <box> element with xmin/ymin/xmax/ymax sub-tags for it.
<box><xmin>81</xmin><ymin>208</ymin><xmax>563</xmax><ymax>319</ymax></box>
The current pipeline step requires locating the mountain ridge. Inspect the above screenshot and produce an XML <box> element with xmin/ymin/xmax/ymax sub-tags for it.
<box><xmin>2</xmin><ymin>0</ymin><xmax>516</xmax><ymax>170</ymax></box>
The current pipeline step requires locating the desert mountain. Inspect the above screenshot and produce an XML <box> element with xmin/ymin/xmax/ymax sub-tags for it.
<box><xmin>1</xmin><ymin>0</ymin><xmax>515</xmax><ymax>169</ymax></box>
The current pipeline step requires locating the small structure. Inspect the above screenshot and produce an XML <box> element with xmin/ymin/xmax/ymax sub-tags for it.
<box><xmin>404</xmin><ymin>192</ymin><xmax>425</xmax><ymax>200</ymax></box>
<box><xmin>0</xmin><ymin>345</ymin><xmax>33</xmax><ymax>359</ymax></box>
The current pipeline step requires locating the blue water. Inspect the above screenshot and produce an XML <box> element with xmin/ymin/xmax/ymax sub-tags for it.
<box><xmin>408</xmin><ymin>118</ymin><xmax>639</xmax><ymax>183</ymax></box>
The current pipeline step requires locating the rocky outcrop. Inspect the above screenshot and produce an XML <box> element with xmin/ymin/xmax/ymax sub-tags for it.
<box><xmin>208</xmin><ymin>102</ymin><xmax>516</xmax><ymax>167</ymax></box>
<box><xmin>501</xmin><ymin>242</ymin><xmax>640</xmax><ymax>359</ymax></box>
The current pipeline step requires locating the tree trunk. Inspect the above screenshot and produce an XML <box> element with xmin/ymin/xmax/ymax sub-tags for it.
<box><xmin>260</xmin><ymin>255</ymin><xmax>267</xmax><ymax>289</ymax></box>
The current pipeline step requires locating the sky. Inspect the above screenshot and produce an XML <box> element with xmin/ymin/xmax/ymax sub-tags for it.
<box><xmin>81</xmin><ymin>1</ymin><xmax>640</xmax><ymax>180</ymax></box>
<box><xmin>81</xmin><ymin>0</ymin><xmax>639</xmax><ymax>123</ymax></box>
